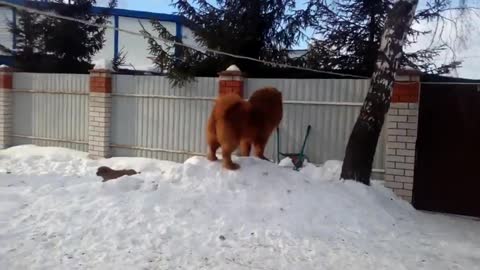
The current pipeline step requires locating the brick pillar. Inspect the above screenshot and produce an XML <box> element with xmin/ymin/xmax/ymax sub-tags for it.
<box><xmin>218</xmin><ymin>65</ymin><xmax>245</xmax><ymax>97</ymax></box>
<box><xmin>88</xmin><ymin>69</ymin><xmax>112</xmax><ymax>159</ymax></box>
<box><xmin>384</xmin><ymin>70</ymin><xmax>421</xmax><ymax>203</ymax></box>
<box><xmin>0</xmin><ymin>67</ymin><xmax>13</xmax><ymax>149</ymax></box>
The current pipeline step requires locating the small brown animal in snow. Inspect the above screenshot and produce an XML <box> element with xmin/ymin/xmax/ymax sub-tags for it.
<box><xmin>96</xmin><ymin>166</ymin><xmax>139</xmax><ymax>182</ymax></box>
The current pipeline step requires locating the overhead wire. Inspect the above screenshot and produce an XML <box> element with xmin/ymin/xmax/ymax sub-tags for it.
<box><xmin>0</xmin><ymin>0</ymin><xmax>369</xmax><ymax>79</ymax></box>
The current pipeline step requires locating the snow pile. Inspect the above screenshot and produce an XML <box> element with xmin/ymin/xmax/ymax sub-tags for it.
<box><xmin>0</xmin><ymin>144</ymin><xmax>87</xmax><ymax>161</ymax></box>
<box><xmin>92</xmin><ymin>58</ymin><xmax>113</xmax><ymax>70</ymax></box>
<box><xmin>119</xmin><ymin>64</ymin><xmax>162</xmax><ymax>73</ymax></box>
<box><xmin>226</xmin><ymin>64</ymin><xmax>241</xmax><ymax>71</ymax></box>
<box><xmin>279</xmin><ymin>157</ymin><xmax>343</xmax><ymax>181</ymax></box>
<box><xmin>0</xmin><ymin>146</ymin><xmax>479</xmax><ymax>269</ymax></box>
<box><xmin>301</xmin><ymin>160</ymin><xmax>343</xmax><ymax>181</ymax></box>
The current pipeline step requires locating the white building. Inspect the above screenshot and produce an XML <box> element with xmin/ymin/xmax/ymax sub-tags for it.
<box><xmin>0</xmin><ymin>0</ymin><xmax>197</xmax><ymax>70</ymax></box>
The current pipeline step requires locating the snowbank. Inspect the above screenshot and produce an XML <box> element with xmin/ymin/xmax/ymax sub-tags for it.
<box><xmin>279</xmin><ymin>157</ymin><xmax>343</xmax><ymax>182</ymax></box>
<box><xmin>0</xmin><ymin>144</ymin><xmax>88</xmax><ymax>161</ymax></box>
<box><xmin>0</xmin><ymin>146</ymin><xmax>479</xmax><ymax>269</ymax></box>
<box><xmin>119</xmin><ymin>64</ymin><xmax>162</xmax><ymax>73</ymax></box>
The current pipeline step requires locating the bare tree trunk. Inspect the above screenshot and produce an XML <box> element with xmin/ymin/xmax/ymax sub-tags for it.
<box><xmin>341</xmin><ymin>0</ymin><xmax>419</xmax><ymax>185</ymax></box>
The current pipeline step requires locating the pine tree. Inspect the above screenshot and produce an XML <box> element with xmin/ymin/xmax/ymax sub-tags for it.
<box><xmin>303</xmin><ymin>0</ymin><xmax>459</xmax><ymax>76</ymax></box>
<box><xmin>0</xmin><ymin>0</ymin><xmax>116</xmax><ymax>73</ymax></box>
<box><xmin>0</xmin><ymin>5</ymin><xmax>45</xmax><ymax>71</ymax></box>
<box><xmin>143</xmin><ymin>0</ymin><xmax>308</xmax><ymax>85</ymax></box>
<box><xmin>112</xmin><ymin>47</ymin><xmax>127</xmax><ymax>72</ymax></box>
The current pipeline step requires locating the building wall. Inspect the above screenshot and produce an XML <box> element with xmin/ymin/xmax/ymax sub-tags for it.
<box><xmin>182</xmin><ymin>25</ymin><xmax>198</xmax><ymax>48</ymax></box>
<box><xmin>0</xmin><ymin>7</ymin><xmax>13</xmax><ymax>53</ymax></box>
<box><xmin>0</xmin><ymin>5</ymin><xmax>194</xmax><ymax>69</ymax></box>
<box><xmin>92</xmin><ymin>16</ymin><xmax>115</xmax><ymax>63</ymax></box>
<box><xmin>116</xmin><ymin>17</ymin><xmax>176</xmax><ymax>69</ymax></box>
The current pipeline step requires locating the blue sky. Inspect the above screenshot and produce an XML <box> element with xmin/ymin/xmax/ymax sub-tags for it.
<box><xmin>105</xmin><ymin>0</ymin><xmax>444</xmax><ymax>13</ymax></box>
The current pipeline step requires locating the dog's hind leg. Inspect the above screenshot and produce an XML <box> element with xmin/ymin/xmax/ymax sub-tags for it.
<box><xmin>206</xmin><ymin>114</ymin><xmax>220</xmax><ymax>161</ymax></box>
<box><xmin>221</xmin><ymin>143</ymin><xmax>240</xmax><ymax>170</ymax></box>
<box><xmin>207</xmin><ymin>140</ymin><xmax>220</xmax><ymax>161</ymax></box>
<box><xmin>217</xmin><ymin>122</ymin><xmax>241</xmax><ymax>170</ymax></box>
<box><xmin>239</xmin><ymin>139</ymin><xmax>251</xmax><ymax>156</ymax></box>
<box><xmin>253</xmin><ymin>136</ymin><xmax>270</xmax><ymax>161</ymax></box>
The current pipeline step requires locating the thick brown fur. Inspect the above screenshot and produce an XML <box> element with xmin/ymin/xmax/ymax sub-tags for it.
<box><xmin>206</xmin><ymin>87</ymin><xmax>283</xmax><ymax>170</ymax></box>
<box><xmin>96</xmin><ymin>166</ymin><xmax>139</xmax><ymax>182</ymax></box>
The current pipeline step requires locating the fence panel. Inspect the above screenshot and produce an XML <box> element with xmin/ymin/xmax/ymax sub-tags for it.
<box><xmin>11</xmin><ymin>73</ymin><xmax>89</xmax><ymax>151</ymax></box>
<box><xmin>110</xmin><ymin>75</ymin><xmax>217</xmax><ymax>162</ymax></box>
<box><xmin>9</xmin><ymin>73</ymin><xmax>385</xmax><ymax>173</ymax></box>
<box><xmin>246</xmin><ymin>79</ymin><xmax>385</xmax><ymax>172</ymax></box>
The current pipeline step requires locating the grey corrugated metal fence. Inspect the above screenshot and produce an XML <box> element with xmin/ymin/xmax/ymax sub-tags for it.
<box><xmin>9</xmin><ymin>73</ymin><xmax>385</xmax><ymax>172</ymax></box>
<box><xmin>246</xmin><ymin>79</ymin><xmax>385</xmax><ymax>172</ymax></box>
<box><xmin>110</xmin><ymin>75</ymin><xmax>216</xmax><ymax>162</ymax></box>
<box><xmin>11</xmin><ymin>73</ymin><xmax>89</xmax><ymax>151</ymax></box>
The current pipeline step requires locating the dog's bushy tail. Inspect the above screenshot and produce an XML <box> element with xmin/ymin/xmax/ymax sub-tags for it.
<box><xmin>224</xmin><ymin>100</ymin><xmax>246</xmax><ymax>123</ymax></box>
<box><xmin>214</xmin><ymin>94</ymin><xmax>248</xmax><ymax>123</ymax></box>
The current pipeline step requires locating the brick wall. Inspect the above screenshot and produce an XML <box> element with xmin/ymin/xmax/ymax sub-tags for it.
<box><xmin>0</xmin><ymin>67</ymin><xmax>12</xmax><ymax>149</ymax></box>
<box><xmin>90</xmin><ymin>69</ymin><xmax>112</xmax><ymax>93</ymax></box>
<box><xmin>218</xmin><ymin>66</ymin><xmax>244</xmax><ymax>97</ymax></box>
<box><xmin>384</xmin><ymin>76</ymin><xmax>420</xmax><ymax>203</ymax></box>
<box><xmin>88</xmin><ymin>70</ymin><xmax>112</xmax><ymax>159</ymax></box>
<box><xmin>391</xmin><ymin>82</ymin><xmax>419</xmax><ymax>103</ymax></box>
<box><xmin>219</xmin><ymin>80</ymin><xmax>244</xmax><ymax>97</ymax></box>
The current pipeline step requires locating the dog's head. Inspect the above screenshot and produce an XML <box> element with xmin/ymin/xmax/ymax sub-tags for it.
<box><xmin>96</xmin><ymin>166</ymin><xmax>113</xmax><ymax>176</ymax></box>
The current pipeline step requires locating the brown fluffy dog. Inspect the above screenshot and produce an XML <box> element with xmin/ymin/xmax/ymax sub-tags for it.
<box><xmin>206</xmin><ymin>87</ymin><xmax>283</xmax><ymax>170</ymax></box>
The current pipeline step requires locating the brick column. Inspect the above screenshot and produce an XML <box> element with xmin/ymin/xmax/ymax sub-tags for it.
<box><xmin>218</xmin><ymin>65</ymin><xmax>245</xmax><ymax>97</ymax></box>
<box><xmin>88</xmin><ymin>69</ymin><xmax>112</xmax><ymax>159</ymax></box>
<box><xmin>0</xmin><ymin>67</ymin><xmax>13</xmax><ymax>149</ymax></box>
<box><xmin>384</xmin><ymin>70</ymin><xmax>421</xmax><ymax>203</ymax></box>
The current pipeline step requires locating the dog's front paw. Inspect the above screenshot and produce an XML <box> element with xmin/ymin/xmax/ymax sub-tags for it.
<box><xmin>224</xmin><ymin>162</ymin><xmax>240</xmax><ymax>170</ymax></box>
<box><xmin>207</xmin><ymin>153</ymin><xmax>218</xmax><ymax>161</ymax></box>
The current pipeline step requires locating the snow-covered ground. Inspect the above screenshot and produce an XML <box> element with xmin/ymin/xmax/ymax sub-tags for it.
<box><xmin>0</xmin><ymin>145</ymin><xmax>479</xmax><ymax>270</ymax></box>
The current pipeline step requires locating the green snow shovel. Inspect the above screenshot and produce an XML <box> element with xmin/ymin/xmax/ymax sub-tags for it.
<box><xmin>277</xmin><ymin>125</ymin><xmax>312</xmax><ymax>171</ymax></box>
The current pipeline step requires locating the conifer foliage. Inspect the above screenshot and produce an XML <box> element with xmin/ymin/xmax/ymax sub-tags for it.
<box><xmin>0</xmin><ymin>0</ymin><xmax>117</xmax><ymax>73</ymax></box>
